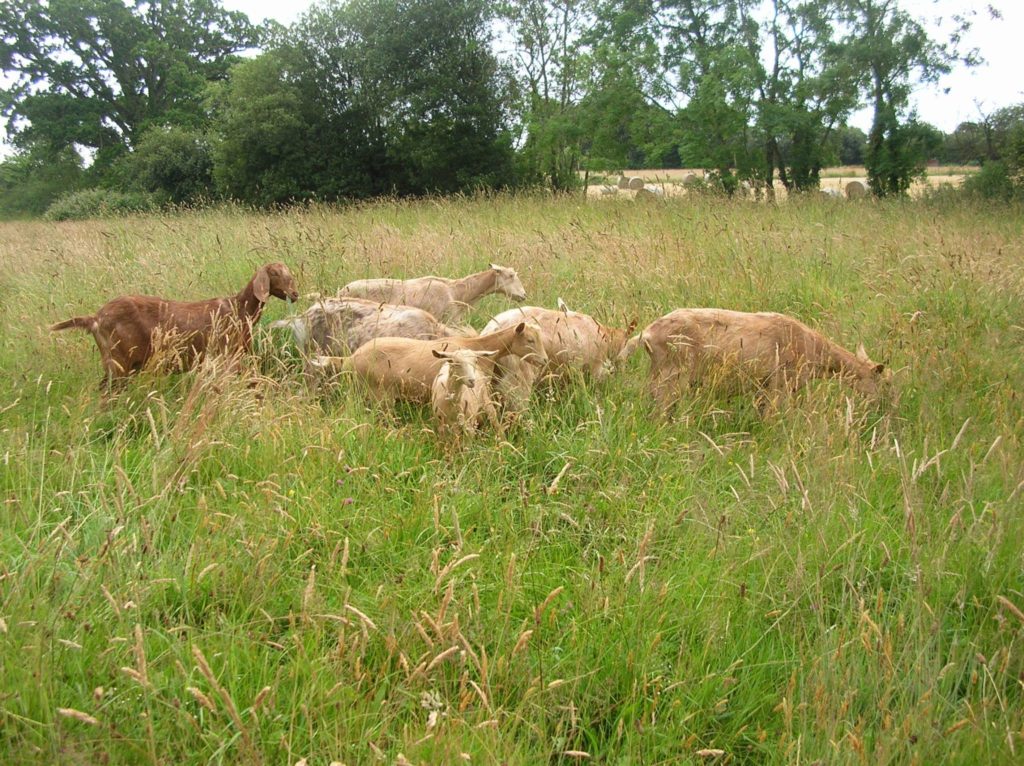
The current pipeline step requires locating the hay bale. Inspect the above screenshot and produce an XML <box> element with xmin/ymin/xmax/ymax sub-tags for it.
<box><xmin>628</xmin><ymin>176</ymin><xmax>644</xmax><ymax>191</ymax></box>
<box><xmin>617</xmin><ymin>174</ymin><xmax>630</xmax><ymax>190</ymax></box>
<box><xmin>681</xmin><ymin>173</ymin><xmax>700</xmax><ymax>187</ymax></box>
<box><xmin>845</xmin><ymin>180</ymin><xmax>868</xmax><ymax>199</ymax></box>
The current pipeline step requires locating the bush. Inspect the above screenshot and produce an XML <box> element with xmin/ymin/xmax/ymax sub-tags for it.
<box><xmin>960</xmin><ymin>161</ymin><xmax>1019</xmax><ymax>201</ymax></box>
<box><xmin>44</xmin><ymin>188</ymin><xmax>158</xmax><ymax>221</ymax></box>
<box><xmin>115</xmin><ymin>126</ymin><xmax>215</xmax><ymax>204</ymax></box>
<box><xmin>0</xmin><ymin>147</ymin><xmax>86</xmax><ymax>218</ymax></box>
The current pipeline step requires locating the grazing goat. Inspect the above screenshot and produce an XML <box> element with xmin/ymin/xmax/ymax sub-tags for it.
<box><xmin>338</xmin><ymin>264</ymin><xmax>526</xmax><ymax>321</ymax></box>
<box><xmin>270</xmin><ymin>297</ymin><xmax>473</xmax><ymax>355</ymax></box>
<box><xmin>51</xmin><ymin>263</ymin><xmax>299</xmax><ymax>387</ymax></box>
<box><xmin>312</xmin><ymin>322</ymin><xmax>547</xmax><ymax>405</ymax></box>
<box><xmin>623</xmin><ymin>308</ymin><xmax>888</xmax><ymax>415</ymax></box>
<box><xmin>430</xmin><ymin>349</ymin><xmax>500</xmax><ymax>437</ymax></box>
<box><xmin>482</xmin><ymin>301</ymin><xmax>636</xmax><ymax>409</ymax></box>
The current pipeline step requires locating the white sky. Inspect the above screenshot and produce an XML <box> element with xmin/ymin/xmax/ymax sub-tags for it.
<box><xmin>1</xmin><ymin>0</ymin><xmax>1019</xmax><ymax>158</ymax></box>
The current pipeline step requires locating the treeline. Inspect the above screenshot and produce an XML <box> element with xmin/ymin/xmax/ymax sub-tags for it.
<box><xmin>1</xmin><ymin>0</ymin><xmax>1021</xmax><ymax>218</ymax></box>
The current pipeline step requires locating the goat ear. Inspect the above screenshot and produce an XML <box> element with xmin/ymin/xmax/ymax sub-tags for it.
<box><xmin>856</xmin><ymin>342</ymin><xmax>868</xmax><ymax>362</ymax></box>
<box><xmin>874</xmin><ymin>363</ymin><xmax>885</xmax><ymax>374</ymax></box>
<box><xmin>477</xmin><ymin>350</ymin><xmax>499</xmax><ymax>357</ymax></box>
<box><xmin>490</xmin><ymin>263</ymin><xmax>499</xmax><ymax>271</ymax></box>
<box><xmin>253</xmin><ymin>267</ymin><xmax>271</xmax><ymax>302</ymax></box>
<box><xmin>626</xmin><ymin>318</ymin><xmax>638</xmax><ymax>334</ymax></box>
<box><xmin>515</xmin><ymin>322</ymin><xmax>525</xmax><ymax>334</ymax></box>
<box><xmin>432</xmin><ymin>349</ymin><xmax>447</xmax><ymax>359</ymax></box>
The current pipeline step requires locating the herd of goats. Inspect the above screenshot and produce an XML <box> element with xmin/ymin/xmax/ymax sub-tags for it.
<box><xmin>51</xmin><ymin>262</ymin><xmax>890</xmax><ymax>433</ymax></box>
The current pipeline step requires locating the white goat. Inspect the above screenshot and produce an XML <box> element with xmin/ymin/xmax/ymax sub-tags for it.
<box><xmin>430</xmin><ymin>349</ymin><xmax>500</xmax><ymax>437</ymax></box>
<box><xmin>338</xmin><ymin>264</ymin><xmax>526</xmax><ymax>321</ymax></box>
<box><xmin>270</xmin><ymin>297</ymin><xmax>471</xmax><ymax>355</ymax></box>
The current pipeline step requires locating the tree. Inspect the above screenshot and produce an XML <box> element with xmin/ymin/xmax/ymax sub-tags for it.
<box><xmin>116</xmin><ymin>125</ymin><xmax>214</xmax><ymax>203</ymax></box>
<box><xmin>0</xmin><ymin>145</ymin><xmax>85</xmax><ymax>218</ymax></box>
<box><xmin>838</xmin><ymin>0</ymin><xmax>977</xmax><ymax>196</ymax></box>
<box><xmin>208</xmin><ymin>52</ymin><xmax>316</xmax><ymax>204</ymax></box>
<box><xmin>500</xmin><ymin>0</ymin><xmax>594</xmax><ymax>191</ymax></box>
<box><xmin>0</xmin><ymin>0</ymin><xmax>257</xmax><ymax>164</ymax></box>
<box><xmin>835</xmin><ymin>125</ymin><xmax>868</xmax><ymax>165</ymax></box>
<box><xmin>944</xmin><ymin>121</ymin><xmax>986</xmax><ymax>165</ymax></box>
<box><xmin>593</xmin><ymin>0</ymin><xmax>854</xmax><ymax>193</ymax></box>
<box><xmin>209</xmin><ymin>0</ymin><xmax>517</xmax><ymax>203</ymax></box>
<box><xmin>336</xmin><ymin>0</ymin><xmax>516</xmax><ymax>195</ymax></box>
<box><xmin>657</xmin><ymin>0</ymin><xmax>763</xmax><ymax>187</ymax></box>
<box><xmin>580</xmin><ymin>74</ymin><xmax>679</xmax><ymax>169</ymax></box>
<box><xmin>753</xmin><ymin>0</ymin><xmax>858</xmax><ymax>194</ymax></box>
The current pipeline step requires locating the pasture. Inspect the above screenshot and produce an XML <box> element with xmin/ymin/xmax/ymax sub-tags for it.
<box><xmin>1</xmin><ymin>193</ymin><xmax>1023</xmax><ymax>764</ymax></box>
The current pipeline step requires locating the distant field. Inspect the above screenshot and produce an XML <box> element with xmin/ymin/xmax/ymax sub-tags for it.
<box><xmin>1</xmin><ymin>194</ymin><xmax>1023</xmax><ymax>764</ymax></box>
<box><xmin>589</xmin><ymin>166</ymin><xmax>975</xmax><ymax>198</ymax></box>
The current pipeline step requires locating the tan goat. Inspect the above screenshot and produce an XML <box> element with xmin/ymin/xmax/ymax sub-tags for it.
<box><xmin>430</xmin><ymin>349</ymin><xmax>500</xmax><ymax>437</ymax></box>
<box><xmin>270</xmin><ymin>297</ymin><xmax>473</xmax><ymax>355</ymax></box>
<box><xmin>625</xmin><ymin>308</ymin><xmax>888</xmax><ymax>414</ymax></box>
<box><xmin>338</xmin><ymin>264</ymin><xmax>526</xmax><ymax>321</ymax></box>
<box><xmin>51</xmin><ymin>263</ymin><xmax>299</xmax><ymax>388</ymax></box>
<box><xmin>481</xmin><ymin>301</ymin><xmax>636</xmax><ymax>408</ymax></box>
<box><xmin>311</xmin><ymin>322</ymin><xmax>547</xmax><ymax>405</ymax></box>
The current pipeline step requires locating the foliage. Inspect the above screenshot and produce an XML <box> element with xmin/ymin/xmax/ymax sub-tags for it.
<box><xmin>44</xmin><ymin>187</ymin><xmax>158</xmax><ymax>221</ymax></box>
<box><xmin>957</xmin><ymin>123</ymin><xmax>1024</xmax><ymax>201</ymax></box>
<box><xmin>660</xmin><ymin>0</ymin><xmax>763</xmax><ymax>181</ymax></box>
<box><xmin>592</xmin><ymin>0</ymin><xmax>860</xmax><ymax>193</ymax></box>
<box><xmin>945</xmin><ymin>103</ymin><xmax>1024</xmax><ymax>165</ymax></box>
<box><xmin>0</xmin><ymin>145</ymin><xmax>86</xmax><ymax>218</ymax></box>
<box><xmin>838</xmin><ymin>0</ymin><xmax>976</xmax><ymax>196</ymax></box>
<box><xmin>752</xmin><ymin>0</ymin><xmax>859</xmax><ymax>193</ymax></box>
<box><xmin>0</xmin><ymin>0</ymin><xmax>1004</xmax><ymax>210</ymax></box>
<box><xmin>832</xmin><ymin>125</ymin><xmax>867</xmax><ymax>165</ymax></box>
<box><xmin>959</xmin><ymin>161</ymin><xmax>1017</xmax><ymax>201</ymax></box>
<box><xmin>208</xmin><ymin>51</ymin><xmax>315</xmax><ymax>204</ymax></box>
<box><xmin>209</xmin><ymin>0</ymin><xmax>517</xmax><ymax>203</ymax></box>
<box><xmin>0</xmin><ymin>0</ymin><xmax>257</xmax><ymax>163</ymax></box>
<box><xmin>114</xmin><ymin>126</ymin><xmax>215</xmax><ymax>204</ymax></box>
<box><xmin>500</xmin><ymin>0</ymin><xmax>594</xmax><ymax>190</ymax></box>
<box><xmin>340</xmin><ymin>0</ymin><xmax>516</xmax><ymax>195</ymax></box>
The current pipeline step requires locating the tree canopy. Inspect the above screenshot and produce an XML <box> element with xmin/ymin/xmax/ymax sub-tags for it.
<box><xmin>0</xmin><ymin>0</ymin><xmax>1010</xmax><ymax>214</ymax></box>
<box><xmin>0</xmin><ymin>0</ymin><xmax>257</xmax><ymax>165</ymax></box>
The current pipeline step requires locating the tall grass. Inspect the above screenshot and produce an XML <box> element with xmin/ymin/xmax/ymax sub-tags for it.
<box><xmin>1</xmin><ymin>194</ymin><xmax>1022</xmax><ymax>764</ymax></box>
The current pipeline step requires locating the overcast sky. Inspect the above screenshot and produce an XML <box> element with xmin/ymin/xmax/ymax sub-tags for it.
<box><xmin>1</xmin><ymin>0</ymin><xmax>1019</xmax><ymax>157</ymax></box>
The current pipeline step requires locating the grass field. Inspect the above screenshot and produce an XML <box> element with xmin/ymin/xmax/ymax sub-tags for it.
<box><xmin>1</xmin><ymin>193</ymin><xmax>1023</xmax><ymax>764</ymax></box>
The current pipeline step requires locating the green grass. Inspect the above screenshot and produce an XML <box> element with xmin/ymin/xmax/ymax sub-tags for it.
<box><xmin>1</xmin><ymin>194</ymin><xmax>1023</xmax><ymax>764</ymax></box>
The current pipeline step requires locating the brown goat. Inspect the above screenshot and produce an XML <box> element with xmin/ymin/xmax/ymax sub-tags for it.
<box><xmin>626</xmin><ymin>308</ymin><xmax>889</xmax><ymax>415</ymax></box>
<box><xmin>51</xmin><ymin>262</ymin><xmax>299</xmax><ymax>387</ymax></box>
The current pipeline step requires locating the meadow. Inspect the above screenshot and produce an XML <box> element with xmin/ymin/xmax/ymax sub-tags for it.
<box><xmin>1</xmin><ymin>192</ymin><xmax>1023</xmax><ymax>764</ymax></box>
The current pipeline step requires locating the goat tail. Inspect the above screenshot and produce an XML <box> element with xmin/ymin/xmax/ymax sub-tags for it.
<box><xmin>50</xmin><ymin>315</ymin><xmax>97</xmax><ymax>333</ymax></box>
<box><xmin>618</xmin><ymin>332</ymin><xmax>644</xmax><ymax>361</ymax></box>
